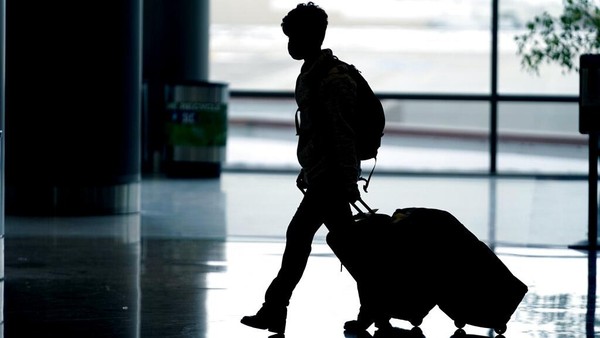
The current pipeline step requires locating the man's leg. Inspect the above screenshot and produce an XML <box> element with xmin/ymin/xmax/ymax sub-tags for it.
<box><xmin>264</xmin><ymin>189</ymin><xmax>324</xmax><ymax>306</ymax></box>
<box><xmin>241</xmin><ymin>189</ymin><xmax>324</xmax><ymax>334</ymax></box>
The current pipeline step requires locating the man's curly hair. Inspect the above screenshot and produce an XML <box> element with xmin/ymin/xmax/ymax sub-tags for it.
<box><xmin>281</xmin><ymin>2</ymin><xmax>328</xmax><ymax>44</ymax></box>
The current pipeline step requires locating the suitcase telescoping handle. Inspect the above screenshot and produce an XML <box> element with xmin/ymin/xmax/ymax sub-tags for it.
<box><xmin>297</xmin><ymin>187</ymin><xmax>376</xmax><ymax>215</ymax></box>
<box><xmin>352</xmin><ymin>198</ymin><xmax>375</xmax><ymax>215</ymax></box>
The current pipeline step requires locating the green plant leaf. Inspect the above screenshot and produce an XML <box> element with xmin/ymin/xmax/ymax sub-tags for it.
<box><xmin>515</xmin><ymin>0</ymin><xmax>600</xmax><ymax>74</ymax></box>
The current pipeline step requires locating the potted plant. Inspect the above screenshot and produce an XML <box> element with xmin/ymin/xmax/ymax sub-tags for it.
<box><xmin>514</xmin><ymin>0</ymin><xmax>600</xmax><ymax>74</ymax></box>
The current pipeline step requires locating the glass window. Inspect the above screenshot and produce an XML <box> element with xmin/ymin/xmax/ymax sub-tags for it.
<box><xmin>226</xmin><ymin>97</ymin><xmax>299</xmax><ymax>170</ymax></box>
<box><xmin>498</xmin><ymin>0</ymin><xmax>579</xmax><ymax>95</ymax></box>
<box><xmin>378</xmin><ymin>99</ymin><xmax>490</xmax><ymax>173</ymax></box>
<box><xmin>210</xmin><ymin>0</ymin><xmax>491</xmax><ymax>93</ymax></box>
<box><xmin>497</xmin><ymin>101</ymin><xmax>587</xmax><ymax>174</ymax></box>
<box><xmin>211</xmin><ymin>0</ymin><xmax>587</xmax><ymax>176</ymax></box>
<box><xmin>225</xmin><ymin>97</ymin><xmax>490</xmax><ymax>173</ymax></box>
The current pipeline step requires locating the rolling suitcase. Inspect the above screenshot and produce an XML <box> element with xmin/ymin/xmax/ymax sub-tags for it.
<box><xmin>392</xmin><ymin>208</ymin><xmax>529</xmax><ymax>337</ymax></box>
<box><xmin>326</xmin><ymin>200</ymin><xmax>437</xmax><ymax>333</ymax></box>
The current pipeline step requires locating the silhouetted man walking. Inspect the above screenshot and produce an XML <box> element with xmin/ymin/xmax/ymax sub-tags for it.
<box><xmin>241</xmin><ymin>2</ymin><xmax>362</xmax><ymax>335</ymax></box>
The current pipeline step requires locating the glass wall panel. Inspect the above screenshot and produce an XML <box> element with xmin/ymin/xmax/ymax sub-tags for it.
<box><xmin>379</xmin><ymin>99</ymin><xmax>490</xmax><ymax>172</ymax></box>
<box><xmin>225</xmin><ymin>97</ymin><xmax>490</xmax><ymax>173</ymax></box>
<box><xmin>212</xmin><ymin>1</ymin><xmax>588</xmax><ymax>177</ymax></box>
<box><xmin>226</xmin><ymin>97</ymin><xmax>299</xmax><ymax>171</ymax></box>
<box><xmin>210</xmin><ymin>0</ymin><xmax>491</xmax><ymax>93</ymax></box>
<box><xmin>497</xmin><ymin>101</ymin><xmax>587</xmax><ymax>174</ymax></box>
<box><xmin>498</xmin><ymin>0</ymin><xmax>579</xmax><ymax>95</ymax></box>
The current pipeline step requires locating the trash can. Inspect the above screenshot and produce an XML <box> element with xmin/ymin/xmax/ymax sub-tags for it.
<box><xmin>163</xmin><ymin>81</ymin><xmax>228</xmax><ymax>177</ymax></box>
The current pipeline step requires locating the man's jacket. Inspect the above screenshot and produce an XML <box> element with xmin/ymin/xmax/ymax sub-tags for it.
<box><xmin>295</xmin><ymin>49</ymin><xmax>360</xmax><ymax>189</ymax></box>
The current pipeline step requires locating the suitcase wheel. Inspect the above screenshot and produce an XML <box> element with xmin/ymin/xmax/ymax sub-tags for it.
<box><xmin>494</xmin><ymin>324</ymin><xmax>507</xmax><ymax>334</ymax></box>
<box><xmin>452</xmin><ymin>328</ymin><xmax>466</xmax><ymax>337</ymax></box>
<box><xmin>453</xmin><ymin>320</ymin><xmax>466</xmax><ymax>329</ymax></box>
<box><xmin>410</xmin><ymin>326</ymin><xmax>424</xmax><ymax>338</ymax></box>
<box><xmin>409</xmin><ymin>318</ymin><xmax>422</xmax><ymax>327</ymax></box>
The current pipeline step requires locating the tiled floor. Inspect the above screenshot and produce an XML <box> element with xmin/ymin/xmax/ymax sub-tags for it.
<box><xmin>3</xmin><ymin>172</ymin><xmax>598</xmax><ymax>337</ymax></box>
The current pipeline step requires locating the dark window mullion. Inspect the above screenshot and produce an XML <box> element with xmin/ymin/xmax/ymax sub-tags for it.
<box><xmin>490</xmin><ymin>0</ymin><xmax>499</xmax><ymax>175</ymax></box>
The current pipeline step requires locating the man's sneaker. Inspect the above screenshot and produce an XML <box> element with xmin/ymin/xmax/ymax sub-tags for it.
<box><xmin>241</xmin><ymin>305</ymin><xmax>287</xmax><ymax>334</ymax></box>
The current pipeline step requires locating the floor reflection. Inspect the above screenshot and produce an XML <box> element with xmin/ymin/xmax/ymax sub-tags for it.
<box><xmin>3</xmin><ymin>225</ymin><xmax>599</xmax><ymax>338</ymax></box>
<box><xmin>140</xmin><ymin>239</ymin><xmax>226</xmax><ymax>337</ymax></box>
<box><xmin>4</xmin><ymin>215</ymin><xmax>141</xmax><ymax>337</ymax></box>
<box><xmin>1</xmin><ymin>173</ymin><xmax>597</xmax><ymax>337</ymax></box>
<box><xmin>587</xmin><ymin>249</ymin><xmax>597</xmax><ymax>338</ymax></box>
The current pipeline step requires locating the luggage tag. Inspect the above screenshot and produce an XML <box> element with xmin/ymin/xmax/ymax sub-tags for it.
<box><xmin>391</xmin><ymin>209</ymin><xmax>410</xmax><ymax>223</ymax></box>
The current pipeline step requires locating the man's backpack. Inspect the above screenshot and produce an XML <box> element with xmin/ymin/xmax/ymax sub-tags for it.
<box><xmin>332</xmin><ymin>59</ymin><xmax>385</xmax><ymax>192</ymax></box>
<box><xmin>296</xmin><ymin>56</ymin><xmax>385</xmax><ymax>192</ymax></box>
<box><xmin>341</xmin><ymin>62</ymin><xmax>385</xmax><ymax>162</ymax></box>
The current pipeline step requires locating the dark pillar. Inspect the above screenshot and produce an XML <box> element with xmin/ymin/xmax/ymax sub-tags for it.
<box><xmin>5</xmin><ymin>1</ymin><xmax>142</xmax><ymax>215</ymax></box>
<box><xmin>144</xmin><ymin>0</ymin><xmax>209</xmax><ymax>82</ymax></box>
<box><xmin>0</xmin><ymin>0</ymin><xmax>5</xmax><ymax>333</ymax></box>
<box><xmin>143</xmin><ymin>0</ymin><xmax>216</xmax><ymax>175</ymax></box>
